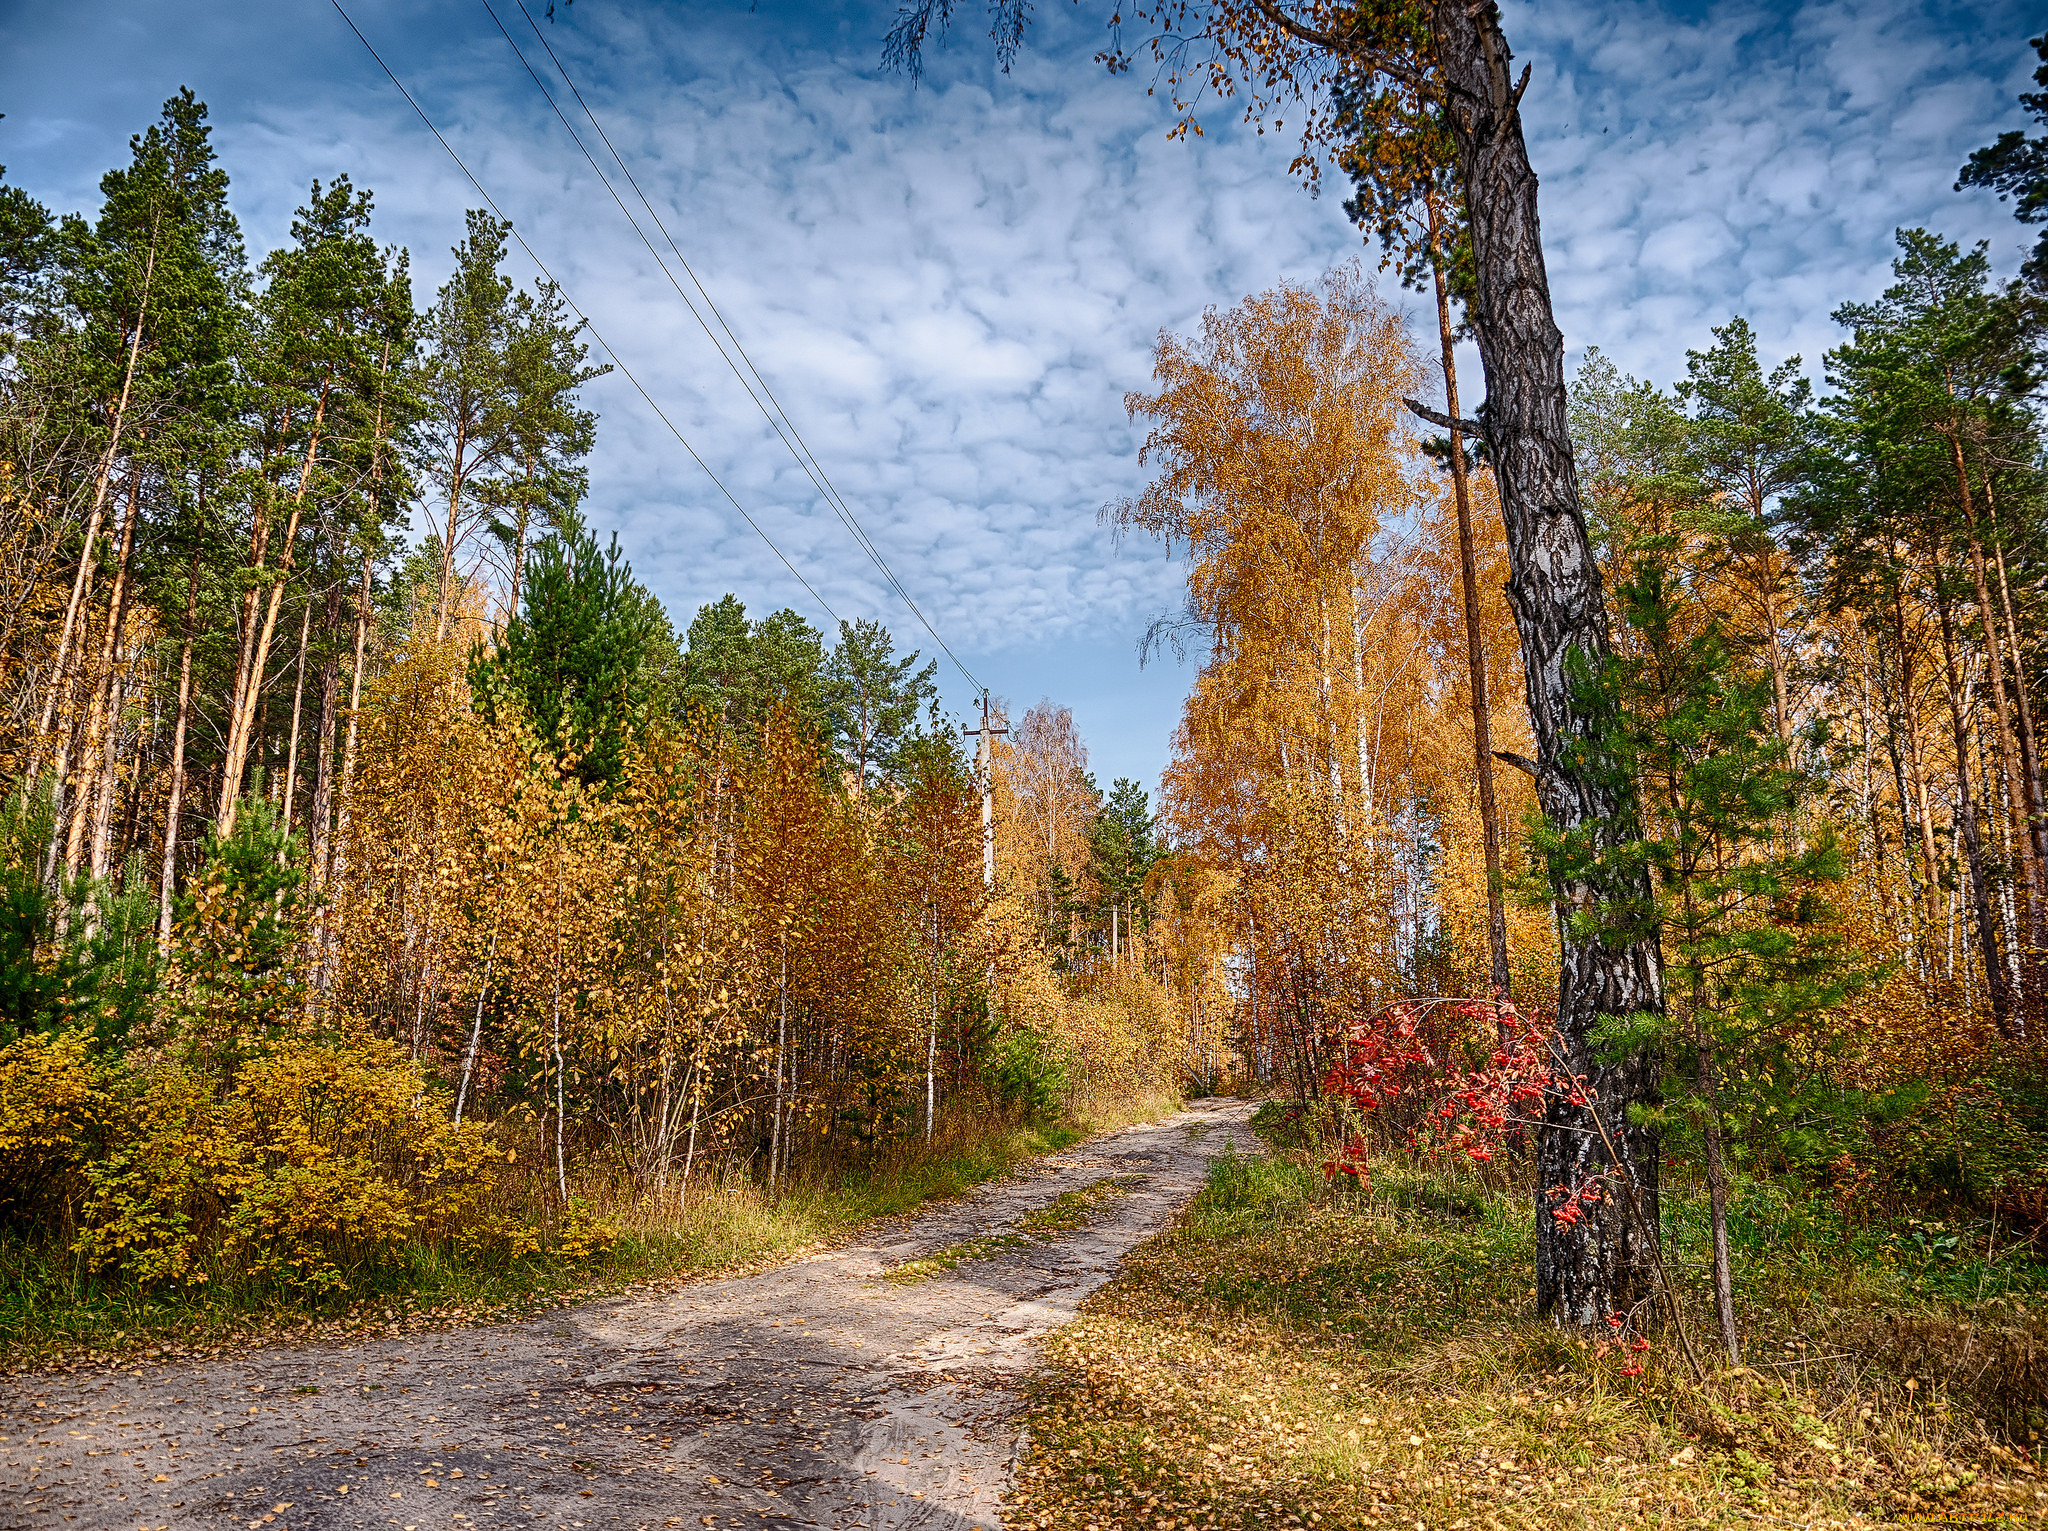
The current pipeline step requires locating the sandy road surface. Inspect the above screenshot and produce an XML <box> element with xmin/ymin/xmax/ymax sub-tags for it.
<box><xmin>2</xmin><ymin>1100</ymin><xmax>1256</xmax><ymax>1531</ymax></box>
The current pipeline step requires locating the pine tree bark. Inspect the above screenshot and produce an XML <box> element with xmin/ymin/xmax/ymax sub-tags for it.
<box><xmin>116</xmin><ymin>682</ymin><xmax>150</xmax><ymax>874</ymax></box>
<box><xmin>65</xmin><ymin>461</ymin><xmax>145</xmax><ymax>880</ymax></box>
<box><xmin>1427</xmin><ymin>231</ymin><xmax>1511</xmax><ymax>1015</ymax></box>
<box><xmin>317</xmin><ymin>550</ymin><xmax>373</xmax><ymax>992</ymax></box>
<box><xmin>87</xmin><ymin>667</ymin><xmax>124</xmax><ymax>881</ymax></box>
<box><xmin>316</xmin><ymin>338</ymin><xmax>397</xmax><ymax>888</ymax></box>
<box><xmin>1425</xmin><ymin>0</ymin><xmax>1665</xmax><ymax>1329</ymax></box>
<box><xmin>1980</xmin><ymin>464</ymin><xmax>2048</xmax><ymax>993</ymax></box>
<box><xmin>218</xmin><ymin>387</ymin><xmax>327</xmax><ymax>832</ymax></box>
<box><xmin>1932</xmin><ymin>570</ymin><xmax>2015</xmax><ymax>1035</ymax></box>
<box><xmin>281</xmin><ymin>597</ymin><xmax>313</xmax><ymax>832</ymax></box>
<box><xmin>157</xmin><ymin>545</ymin><xmax>201</xmax><ymax>953</ymax></box>
<box><xmin>435</xmin><ymin>415</ymin><xmax>473</xmax><ymax>645</ymax></box>
<box><xmin>1889</xmin><ymin>578</ymin><xmax>1947</xmax><ymax>937</ymax></box>
<box><xmin>308</xmin><ymin>569</ymin><xmax>344</xmax><ymax>886</ymax></box>
<box><xmin>1990</xmin><ymin>519</ymin><xmax>2048</xmax><ymax>872</ymax></box>
<box><xmin>1948</xmin><ymin>435</ymin><xmax>2041</xmax><ymax>1020</ymax></box>
<box><xmin>36</xmin><ymin>242</ymin><xmax>158</xmax><ymax>786</ymax></box>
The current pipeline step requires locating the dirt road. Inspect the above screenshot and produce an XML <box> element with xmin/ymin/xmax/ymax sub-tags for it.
<box><xmin>2</xmin><ymin>1099</ymin><xmax>1255</xmax><ymax>1531</ymax></box>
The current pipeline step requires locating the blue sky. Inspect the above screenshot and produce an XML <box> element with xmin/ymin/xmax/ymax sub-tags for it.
<box><xmin>1</xmin><ymin>0</ymin><xmax>2039</xmax><ymax>795</ymax></box>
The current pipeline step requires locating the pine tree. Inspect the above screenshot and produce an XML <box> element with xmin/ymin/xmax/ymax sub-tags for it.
<box><xmin>42</xmin><ymin>91</ymin><xmax>247</xmax><ymax>877</ymax></box>
<box><xmin>472</xmin><ymin>515</ymin><xmax>658</xmax><ymax>788</ymax></box>
<box><xmin>1088</xmin><ymin>777</ymin><xmax>1159</xmax><ymax>962</ymax></box>
<box><xmin>418</xmin><ymin>211</ymin><xmax>520</xmax><ymax>643</ymax></box>
<box><xmin>680</xmin><ymin>597</ymin><xmax>829</xmax><ymax>744</ymax></box>
<box><xmin>1958</xmin><ymin>31</ymin><xmax>2048</xmax><ymax>291</ymax></box>
<box><xmin>217</xmin><ymin>176</ymin><xmax>397</xmax><ymax>835</ymax></box>
<box><xmin>481</xmin><ymin>277</ymin><xmax>606</xmax><ymax>615</ymax></box>
<box><xmin>1535</xmin><ymin>559</ymin><xmax>1864</xmax><ymax>1364</ymax></box>
<box><xmin>822</xmin><ymin>617</ymin><xmax>937</xmax><ymax>791</ymax></box>
<box><xmin>1675</xmin><ymin>318</ymin><xmax>1816</xmax><ymax>748</ymax></box>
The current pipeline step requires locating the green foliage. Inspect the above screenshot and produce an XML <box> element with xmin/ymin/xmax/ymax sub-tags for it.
<box><xmin>1088</xmin><ymin>776</ymin><xmax>1160</xmax><ymax>933</ymax></box>
<box><xmin>165</xmin><ymin>790</ymin><xmax>309</xmax><ymax>1069</ymax></box>
<box><xmin>0</xmin><ymin>162</ymin><xmax>55</xmax><ymax>338</ymax></box>
<box><xmin>985</xmin><ymin>1025</ymin><xmax>1070</xmax><ymax>1116</ymax></box>
<box><xmin>1958</xmin><ymin>31</ymin><xmax>2048</xmax><ymax>289</ymax></box>
<box><xmin>822</xmin><ymin>616</ymin><xmax>938</xmax><ymax>789</ymax></box>
<box><xmin>1327</xmin><ymin>14</ymin><xmax>1472</xmax><ymax>305</ymax></box>
<box><xmin>677</xmin><ymin>599</ymin><xmax>952</xmax><ymax>796</ymax></box>
<box><xmin>1568</xmin><ymin>345</ymin><xmax>1699</xmax><ymax>561</ymax></box>
<box><xmin>480</xmin><ymin>277</ymin><xmax>607</xmax><ymax>586</ymax></box>
<box><xmin>1530</xmin><ymin>561</ymin><xmax>1872</xmax><ymax>1171</ymax></box>
<box><xmin>418</xmin><ymin>210</ymin><xmax>518</xmax><ymax>487</ymax></box>
<box><xmin>680</xmin><ymin>594</ymin><xmax>833</xmax><ymax>743</ymax></box>
<box><xmin>0</xmin><ymin>788</ymin><xmax>70</xmax><ymax>1047</ymax></box>
<box><xmin>1187</xmin><ymin>1146</ymin><xmax>1315</xmax><ymax>1233</ymax></box>
<box><xmin>0</xmin><ymin>786</ymin><xmax>156</xmax><ymax>1050</ymax></box>
<box><xmin>52</xmin><ymin>87</ymin><xmax>246</xmax><ymax>452</ymax></box>
<box><xmin>470</xmin><ymin>515</ymin><xmax>657</xmax><ymax>786</ymax></box>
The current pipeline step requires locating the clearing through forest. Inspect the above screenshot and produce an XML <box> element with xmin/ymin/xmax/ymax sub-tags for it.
<box><xmin>2</xmin><ymin>1100</ymin><xmax>1257</xmax><ymax>1531</ymax></box>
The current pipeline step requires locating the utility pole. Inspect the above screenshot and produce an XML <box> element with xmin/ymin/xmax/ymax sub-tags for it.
<box><xmin>961</xmin><ymin>691</ymin><xmax>1008</xmax><ymax>892</ymax></box>
<box><xmin>963</xmin><ymin>691</ymin><xmax>1009</xmax><ymax>1029</ymax></box>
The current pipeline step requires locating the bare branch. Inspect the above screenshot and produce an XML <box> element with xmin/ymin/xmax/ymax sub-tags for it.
<box><xmin>1403</xmin><ymin>395</ymin><xmax>1487</xmax><ymax>442</ymax></box>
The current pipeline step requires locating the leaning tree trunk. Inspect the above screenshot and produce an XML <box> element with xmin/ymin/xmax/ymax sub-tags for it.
<box><xmin>1426</xmin><ymin>214</ymin><xmax>1511</xmax><ymax>1017</ymax></box>
<box><xmin>1428</xmin><ymin>0</ymin><xmax>1666</xmax><ymax>1331</ymax></box>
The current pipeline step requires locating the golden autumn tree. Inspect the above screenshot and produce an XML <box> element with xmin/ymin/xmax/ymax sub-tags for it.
<box><xmin>887</xmin><ymin>714</ymin><xmax>985</xmax><ymax>1143</ymax></box>
<box><xmin>1115</xmin><ymin>265</ymin><xmax>1427</xmax><ymax>1080</ymax></box>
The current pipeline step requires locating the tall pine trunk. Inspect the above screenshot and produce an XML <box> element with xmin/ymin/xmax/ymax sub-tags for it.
<box><xmin>1992</xmin><ymin>534</ymin><xmax>2048</xmax><ymax>875</ymax></box>
<box><xmin>86</xmin><ymin>667</ymin><xmax>126</xmax><ymax>884</ymax></box>
<box><xmin>37</xmin><ymin>242</ymin><xmax>158</xmax><ymax>786</ymax></box>
<box><xmin>1981</xmin><ymin>463</ymin><xmax>2048</xmax><ymax>1000</ymax></box>
<box><xmin>65</xmin><ymin>462</ymin><xmax>145</xmax><ymax>881</ymax></box>
<box><xmin>318</xmin><ymin>552</ymin><xmax>373</xmax><ymax>992</ymax></box>
<box><xmin>1949</xmin><ymin>434</ymin><xmax>2040</xmax><ymax>1022</ymax></box>
<box><xmin>434</xmin><ymin>417</ymin><xmax>472</xmax><ymax>644</ymax></box>
<box><xmin>1426</xmin><ymin>224</ymin><xmax>1511</xmax><ymax>1014</ymax></box>
<box><xmin>219</xmin><ymin>388</ymin><xmax>327</xmax><ymax>832</ymax></box>
<box><xmin>1890</xmin><ymin>579</ymin><xmax>1947</xmax><ymax>937</ymax></box>
<box><xmin>281</xmin><ymin>597</ymin><xmax>313</xmax><ymax>832</ymax></box>
<box><xmin>308</xmin><ymin>570</ymin><xmax>344</xmax><ymax>884</ymax></box>
<box><xmin>1429</xmin><ymin>0</ymin><xmax>1664</xmax><ymax>1329</ymax></box>
<box><xmin>1932</xmin><ymin>570</ymin><xmax>2014</xmax><ymax>1034</ymax></box>
<box><xmin>157</xmin><ymin>545</ymin><xmax>202</xmax><ymax>951</ymax></box>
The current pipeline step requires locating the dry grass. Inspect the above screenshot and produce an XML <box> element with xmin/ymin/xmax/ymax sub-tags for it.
<box><xmin>1007</xmin><ymin>1142</ymin><xmax>2047</xmax><ymax>1530</ymax></box>
<box><xmin>0</xmin><ymin>1086</ymin><xmax>1182</xmax><ymax>1372</ymax></box>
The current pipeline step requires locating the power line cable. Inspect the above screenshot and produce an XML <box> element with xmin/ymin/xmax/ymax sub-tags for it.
<box><xmin>326</xmin><ymin>0</ymin><xmax>841</xmax><ymax>628</ymax></box>
<box><xmin>505</xmin><ymin>1</ymin><xmax>919</xmax><ymax>603</ymax></box>
<box><xmin>483</xmin><ymin>0</ymin><xmax>983</xmax><ymax>692</ymax></box>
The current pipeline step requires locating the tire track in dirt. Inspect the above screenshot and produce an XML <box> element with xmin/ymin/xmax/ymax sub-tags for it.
<box><xmin>1</xmin><ymin>1099</ymin><xmax>1256</xmax><ymax>1531</ymax></box>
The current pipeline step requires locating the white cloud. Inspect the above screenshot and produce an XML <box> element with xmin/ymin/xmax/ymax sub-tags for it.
<box><xmin>0</xmin><ymin>0</ymin><xmax>2040</xmax><ymax>790</ymax></box>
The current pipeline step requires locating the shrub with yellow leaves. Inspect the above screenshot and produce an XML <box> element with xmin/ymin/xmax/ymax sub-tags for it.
<box><xmin>0</xmin><ymin>1028</ymin><xmax>107</xmax><ymax>1229</ymax></box>
<box><xmin>75</xmin><ymin>1031</ymin><xmax>514</xmax><ymax>1293</ymax></box>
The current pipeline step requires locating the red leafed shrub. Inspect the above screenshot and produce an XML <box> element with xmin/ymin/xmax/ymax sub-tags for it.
<box><xmin>1319</xmin><ymin>996</ymin><xmax>1562</xmax><ymax>1183</ymax></box>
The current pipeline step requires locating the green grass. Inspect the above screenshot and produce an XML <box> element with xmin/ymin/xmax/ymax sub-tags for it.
<box><xmin>1005</xmin><ymin>1128</ymin><xmax>2048</xmax><ymax>1531</ymax></box>
<box><xmin>881</xmin><ymin>1174</ymin><xmax>1142</xmax><ymax>1283</ymax></box>
<box><xmin>0</xmin><ymin>1106</ymin><xmax>1145</xmax><ymax>1372</ymax></box>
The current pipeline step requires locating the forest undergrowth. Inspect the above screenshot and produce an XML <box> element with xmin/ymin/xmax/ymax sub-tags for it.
<box><xmin>1008</xmin><ymin>1107</ymin><xmax>2047</xmax><ymax>1531</ymax></box>
<box><xmin>0</xmin><ymin>1088</ymin><xmax>1175</xmax><ymax>1374</ymax></box>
